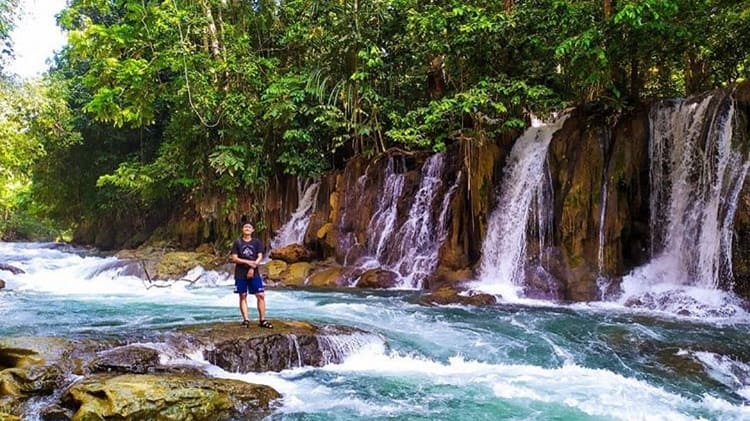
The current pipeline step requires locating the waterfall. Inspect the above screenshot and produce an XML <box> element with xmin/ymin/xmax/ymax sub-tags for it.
<box><xmin>271</xmin><ymin>180</ymin><xmax>321</xmax><ymax>249</ymax></box>
<box><xmin>366</xmin><ymin>158</ymin><xmax>406</xmax><ymax>261</ymax></box>
<box><xmin>476</xmin><ymin>116</ymin><xmax>568</xmax><ymax>299</ymax></box>
<box><xmin>390</xmin><ymin>153</ymin><xmax>456</xmax><ymax>289</ymax></box>
<box><xmin>619</xmin><ymin>90</ymin><xmax>750</xmax><ymax>315</ymax></box>
<box><xmin>356</xmin><ymin>153</ymin><xmax>457</xmax><ymax>288</ymax></box>
<box><xmin>597</xmin><ymin>129</ymin><xmax>612</xmax><ymax>275</ymax></box>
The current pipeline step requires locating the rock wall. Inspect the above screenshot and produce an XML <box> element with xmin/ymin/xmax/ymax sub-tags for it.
<box><xmin>731</xmin><ymin>82</ymin><xmax>750</xmax><ymax>299</ymax></box>
<box><xmin>545</xmin><ymin>105</ymin><xmax>651</xmax><ymax>300</ymax></box>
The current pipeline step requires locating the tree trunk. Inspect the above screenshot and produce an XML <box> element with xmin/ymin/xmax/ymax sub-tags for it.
<box><xmin>200</xmin><ymin>0</ymin><xmax>221</xmax><ymax>60</ymax></box>
<box><xmin>504</xmin><ymin>0</ymin><xmax>514</xmax><ymax>12</ymax></box>
<box><xmin>685</xmin><ymin>52</ymin><xmax>709</xmax><ymax>95</ymax></box>
<box><xmin>603</xmin><ymin>0</ymin><xmax>613</xmax><ymax>19</ymax></box>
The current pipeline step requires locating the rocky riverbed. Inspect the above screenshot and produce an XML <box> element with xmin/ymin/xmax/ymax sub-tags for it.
<box><xmin>0</xmin><ymin>321</ymin><xmax>380</xmax><ymax>420</ymax></box>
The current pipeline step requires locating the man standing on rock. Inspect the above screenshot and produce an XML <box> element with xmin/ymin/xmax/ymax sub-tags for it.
<box><xmin>230</xmin><ymin>222</ymin><xmax>273</xmax><ymax>328</ymax></box>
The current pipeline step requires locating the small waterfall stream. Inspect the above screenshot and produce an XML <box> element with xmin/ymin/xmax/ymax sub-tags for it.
<box><xmin>366</xmin><ymin>158</ymin><xmax>406</xmax><ymax>261</ymax></box>
<box><xmin>271</xmin><ymin>180</ymin><xmax>321</xmax><ymax>249</ymax></box>
<box><xmin>620</xmin><ymin>90</ymin><xmax>750</xmax><ymax>314</ymax></box>
<box><xmin>362</xmin><ymin>154</ymin><xmax>456</xmax><ymax>288</ymax></box>
<box><xmin>476</xmin><ymin>116</ymin><xmax>568</xmax><ymax>299</ymax></box>
<box><xmin>390</xmin><ymin>153</ymin><xmax>457</xmax><ymax>288</ymax></box>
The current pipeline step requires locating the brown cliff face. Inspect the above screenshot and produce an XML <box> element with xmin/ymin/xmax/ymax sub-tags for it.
<box><xmin>546</xmin><ymin>105</ymin><xmax>650</xmax><ymax>300</ymax></box>
<box><xmin>731</xmin><ymin>81</ymin><xmax>750</xmax><ymax>299</ymax></box>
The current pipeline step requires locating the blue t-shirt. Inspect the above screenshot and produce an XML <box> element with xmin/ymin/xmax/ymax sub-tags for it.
<box><xmin>231</xmin><ymin>238</ymin><xmax>264</xmax><ymax>279</ymax></box>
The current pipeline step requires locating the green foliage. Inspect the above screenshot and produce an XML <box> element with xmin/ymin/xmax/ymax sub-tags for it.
<box><xmin>0</xmin><ymin>0</ymin><xmax>17</xmax><ymax>71</ymax></box>
<box><xmin>1</xmin><ymin>0</ymin><xmax>748</xmax><ymax>245</ymax></box>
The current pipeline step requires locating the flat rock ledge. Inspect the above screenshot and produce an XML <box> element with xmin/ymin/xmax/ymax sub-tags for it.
<box><xmin>0</xmin><ymin>320</ymin><xmax>377</xmax><ymax>420</ymax></box>
<box><xmin>172</xmin><ymin>320</ymin><xmax>377</xmax><ymax>373</ymax></box>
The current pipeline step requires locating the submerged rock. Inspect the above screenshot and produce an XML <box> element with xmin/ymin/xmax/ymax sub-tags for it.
<box><xmin>419</xmin><ymin>286</ymin><xmax>497</xmax><ymax>306</ymax></box>
<box><xmin>61</xmin><ymin>374</ymin><xmax>279</xmax><ymax>421</ymax></box>
<box><xmin>0</xmin><ymin>263</ymin><xmax>24</xmax><ymax>275</ymax></box>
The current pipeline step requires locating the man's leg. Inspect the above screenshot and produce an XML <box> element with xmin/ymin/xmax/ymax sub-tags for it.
<box><xmin>255</xmin><ymin>292</ymin><xmax>266</xmax><ymax>321</ymax></box>
<box><xmin>239</xmin><ymin>293</ymin><xmax>249</xmax><ymax>322</ymax></box>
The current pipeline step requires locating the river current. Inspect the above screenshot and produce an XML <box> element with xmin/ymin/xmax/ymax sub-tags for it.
<box><xmin>1</xmin><ymin>242</ymin><xmax>749</xmax><ymax>420</ymax></box>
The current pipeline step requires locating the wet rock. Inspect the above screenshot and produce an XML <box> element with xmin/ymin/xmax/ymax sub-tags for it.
<box><xmin>38</xmin><ymin>404</ymin><xmax>72</xmax><ymax>420</ymax></box>
<box><xmin>263</xmin><ymin>260</ymin><xmax>288</xmax><ymax>281</ymax></box>
<box><xmin>154</xmin><ymin>251</ymin><xmax>224</xmax><ymax>279</ymax></box>
<box><xmin>61</xmin><ymin>373</ymin><xmax>280</xmax><ymax>421</ymax></box>
<box><xmin>0</xmin><ymin>279</ymin><xmax>5</xmax><ymax>290</ymax></box>
<box><xmin>269</xmin><ymin>244</ymin><xmax>314</xmax><ymax>263</ymax></box>
<box><xmin>174</xmin><ymin>321</ymin><xmax>374</xmax><ymax>373</ymax></box>
<box><xmin>523</xmin><ymin>265</ymin><xmax>564</xmax><ymax>301</ymax></box>
<box><xmin>0</xmin><ymin>263</ymin><xmax>24</xmax><ymax>275</ymax></box>
<box><xmin>0</xmin><ymin>337</ymin><xmax>102</xmax><ymax>418</ymax></box>
<box><xmin>356</xmin><ymin>269</ymin><xmax>399</xmax><ymax>289</ymax></box>
<box><xmin>420</xmin><ymin>286</ymin><xmax>497</xmax><ymax>306</ymax></box>
<box><xmin>307</xmin><ymin>266</ymin><xmax>361</xmax><ymax>288</ymax></box>
<box><xmin>89</xmin><ymin>344</ymin><xmax>161</xmax><ymax>374</ymax></box>
<box><xmin>116</xmin><ymin>249</ymin><xmax>224</xmax><ymax>280</ymax></box>
<box><xmin>279</xmin><ymin>262</ymin><xmax>314</xmax><ymax>286</ymax></box>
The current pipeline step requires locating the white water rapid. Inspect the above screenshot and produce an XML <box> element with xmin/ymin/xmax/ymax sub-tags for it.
<box><xmin>3</xmin><ymin>242</ymin><xmax>750</xmax><ymax>420</ymax></box>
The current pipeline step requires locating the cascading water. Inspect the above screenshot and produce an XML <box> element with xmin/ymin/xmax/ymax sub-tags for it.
<box><xmin>475</xmin><ymin>116</ymin><xmax>568</xmax><ymax>299</ymax></box>
<box><xmin>366</xmin><ymin>158</ymin><xmax>406</xmax><ymax>261</ymax></box>
<box><xmin>619</xmin><ymin>90</ymin><xmax>750</xmax><ymax>316</ymax></box>
<box><xmin>362</xmin><ymin>154</ymin><xmax>456</xmax><ymax>288</ymax></box>
<box><xmin>271</xmin><ymin>180</ymin><xmax>321</xmax><ymax>249</ymax></box>
<box><xmin>389</xmin><ymin>153</ymin><xmax>456</xmax><ymax>288</ymax></box>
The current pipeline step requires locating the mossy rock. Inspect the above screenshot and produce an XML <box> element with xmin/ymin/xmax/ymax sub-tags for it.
<box><xmin>263</xmin><ymin>260</ymin><xmax>288</xmax><ymax>281</ymax></box>
<box><xmin>279</xmin><ymin>262</ymin><xmax>314</xmax><ymax>286</ymax></box>
<box><xmin>269</xmin><ymin>244</ymin><xmax>314</xmax><ymax>263</ymax></box>
<box><xmin>62</xmin><ymin>373</ymin><xmax>280</xmax><ymax>421</ymax></box>
<box><xmin>154</xmin><ymin>252</ymin><xmax>224</xmax><ymax>279</ymax></box>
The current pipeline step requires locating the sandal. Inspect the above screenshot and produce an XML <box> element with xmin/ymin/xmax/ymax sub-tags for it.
<box><xmin>241</xmin><ymin>319</ymin><xmax>251</xmax><ymax>327</ymax></box>
<box><xmin>258</xmin><ymin>320</ymin><xmax>273</xmax><ymax>329</ymax></box>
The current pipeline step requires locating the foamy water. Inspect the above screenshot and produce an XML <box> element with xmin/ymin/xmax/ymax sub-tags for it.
<box><xmin>2</xmin><ymin>242</ymin><xmax>750</xmax><ymax>420</ymax></box>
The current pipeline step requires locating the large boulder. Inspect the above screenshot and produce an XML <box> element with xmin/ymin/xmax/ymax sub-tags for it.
<box><xmin>356</xmin><ymin>269</ymin><xmax>399</xmax><ymax>289</ymax></box>
<box><xmin>269</xmin><ymin>244</ymin><xmax>314</xmax><ymax>263</ymax></box>
<box><xmin>116</xmin><ymin>249</ymin><xmax>224</xmax><ymax>280</ymax></box>
<box><xmin>306</xmin><ymin>266</ymin><xmax>361</xmax><ymax>288</ymax></box>
<box><xmin>278</xmin><ymin>262</ymin><xmax>314</xmax><ymax>286</ymax></box>
<box><xmin>61</xmin><ymin>374</ymin><xmax>279</xmax><ymax>421</ymax></box>
<box><xmin>174</xmin><ymin>321</ymin><xmax>376</xmax><ymax>373</ymax></box>
<box><xmin>263</xmin><ymin>260</ymin><xmax>288</xmax><ymax>281</ymax></box>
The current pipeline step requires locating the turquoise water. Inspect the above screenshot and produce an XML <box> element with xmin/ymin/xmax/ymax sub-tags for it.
<box><xmin>1</xmin><ymin>242</ymin><xmax>749</xmax><ymax>420</ymax></box>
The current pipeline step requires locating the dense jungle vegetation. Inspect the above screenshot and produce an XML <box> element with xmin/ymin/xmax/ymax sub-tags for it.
<box><xmin>1</xmin><ymin>0</ymin><xmax>749</xmax><ymax>243</ymax></box>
